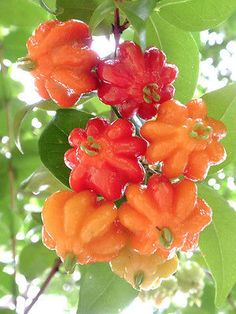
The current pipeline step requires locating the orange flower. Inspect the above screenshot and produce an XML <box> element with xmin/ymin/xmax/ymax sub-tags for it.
<box><xmin>42</xmin><ymin>190</ymin><xmax>127</xmax><ymax>268</ymax></box>
<box><xmin>141</xmin><ymin>99</ymin><xmax>227</xmax><ymax>180</ymax></box>
<box><xmin>118</xmin><ymin>174</ymin><xmax>212</xmax><ymax>259</ymax></box>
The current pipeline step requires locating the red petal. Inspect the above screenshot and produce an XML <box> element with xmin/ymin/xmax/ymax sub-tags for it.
<box><xmin>98</xmin><ymin>83</ymin><xmax>129</xmax><ymax>105</ymax></box>
<box><xmin>86</xmin><ymin>117</ymin><xmax>109</xmax><ymax>137</ymax></box>
<box><xmin>68</xmin><ymin>128</ymin><xmax>87</xmax><ymax>147</ymax></box>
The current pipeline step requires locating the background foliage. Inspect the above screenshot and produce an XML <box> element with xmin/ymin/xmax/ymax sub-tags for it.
<box><xmin>0</xmin><ymin>0</ymin><xmax>236</xmax><ymax>313</ymax></box>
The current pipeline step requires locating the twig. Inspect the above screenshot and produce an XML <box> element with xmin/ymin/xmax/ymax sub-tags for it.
<box><xmin>24</xmin><ymin>258</ymin><xmax>62</xmax><ymax>314</ymax></box>
<box><xmin>112</xmin><ymin>7</ymin><xmax>130</xmax><ymax>56</ymax></box>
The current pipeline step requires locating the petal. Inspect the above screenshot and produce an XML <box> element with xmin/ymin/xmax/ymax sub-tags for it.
<box><xmin>106</xmin><ymin>119</ymin><xmax>133</xmax><ymax>139</ymax></box>
<box><xmin>106</xmin><ymin>156</ymin><xmax>144</xmax><ymax>183</ymax></box>
<box><xmin>86</xmin><ymin>117</ymin><xmax>109</xmax><ymax>137</ymax></box>
<box><xmin>50</xmin><ymin>68</ymin><xmax>98</xmax><ymax>95</ymax></box>
<box><xmin>34</xmin><ymin>77</ymin><xmax>50</xmax><ymax>99</ymax></box>
<box><xmin>144</xmin><ymin>47</ymin><xmax>166</xmax><ymax>73</ymax></box>
<box><xmin>36</xmin><ymin>20</ymin><xmax>91</xmax><ymax>56</ymax></box>
<box><xmin>160</xmin><ymin>64</ymin><xmax>178</xmax><ymax>84</ymax></box>
<box><xmin>45</xmin><ymin>79</ymin><xmax>79</xmax><ymax>107</ymax></box>
<box><xmin>174</xmin><ymin>179</ymin><xmax>197</xmax><ymax>221</ymax></box>
<box><xmin>64</xmin><ymin>148</ymin><xmax>77</xmax><ymax>169</ymax></box>
<box><xmin>98</xmin><ymin>83</ymin><xmax>129</xmax><ymax>105</ymax></box>
<box><xmin>51</xmin><ymin>46</ymin><xmax>98</xmax><ymax>69</ymax></box>
<box><xmin>145</xmin><ymin>139</ymin><xmax>179</xmax><ymax>163</ymax></box>
<box><xmin>138</xmin><ymin>102</ymin><xmax>157</xmax><ymax>119</ymax></box>
<box><xmin>206</xmin><ymin>141</ymin><xmax>226</xmax><ymax>165</ymax></box>
<box><xmin>158</xmin><ymin>100</ymin><xmax>188</xmax><ymax>126</ymax></box>
<box><xmin>185</xmin><ymin>151</ymin><xmax>210</xmax><ymax>180</ymax></box>
<box><xmin>97</xmin><ymin>60</ymin><xmax>132</xmax><ymax>86</ymax></box>
<box><xmin>162</xmin><ymin>149</ymin><xmax>189</xmax><ymax>178</ymax></box>
<box><xmin>116</xmin><ymin>101</ymin><xmax>138</xmax><ymax>119</ymax></box>
<box><xmin>68</xmin><ymin>128</ymin><xmax>87</xmax><ymax>147</ymax></box>
<box><xmin>113</xmin><ymin>137</ymin><xmax>147</xmax><ymax>157</ymax></box>
<box><xmin>118</xmin><ymin>41</ymin><xmax>145</xmax><ymax>73</ymax></box>
<box><xmin>187</xmin><ymin>99</ymin><xmax>207</xmax><ymax>119</ymax></box>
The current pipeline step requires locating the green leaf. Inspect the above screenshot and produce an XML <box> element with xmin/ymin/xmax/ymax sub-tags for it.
<box><xmin>0</xmin><ymin>0</ymin><xmax>48</xmax><ymax>28</ymax></box>
<box><xmin>77</xmin><ymin>263</ymin><xmax>138</xmax><ymax>314</ymax></box>
<box><xmin>19</xmin><ymin>242</ymin><xmax>56</xmax><ymax>280</ymax></box>
<box><xmin>20</xmin><ymin>166</ymin><xmax>67</xmax><ymax>195</ymax></box>
<box><xmin>0</xmin><ymin>309</ymin><xmax>15</xmax><ymax>314</ymax></box>
<box><xmin>13</xmin><ymin>100</ymin><xmax>57</xmax><ymax>153</ymax></box>
<box><xmin>118</xmin><ymin>0</ymin><xmax>156</xmax><ymax>47</ymax></box>
<box><xmin>146</xmin><ymin>12</ymin><xmax>199</xmax><ymax>103</ymax></box>
<box><xmin>199</xmin><ymin>184</ymin><xmax>236</xmax><ymax>307</ymax></box>
<box><xmin>39</xmin><ymin>109</ymin><xmax>93</xmax><ymax>187</ymax></box>
<box><xmin>0</xmin><ymin>271</ymin><xmax>13</xmax><ymax>297</ymax></box>
<box><xmin>89</xmin><ymin>0</ymin><xmax>115</xmax><ymax>33</ymax></box>
<box><xmin>202</xmin><ymin>84</ymin><xmax>236</xmax><ymax>171</ymax></box>
<box><xmin>158</xmin><ymin>0</ymin><xmax>236</xmax><ymax>31</ymax></box>
<box><xmin>82</xmin><ymin>97</ymin><xmax>111</xmax><ymax>118</ymax></box>
<box><xmin>3</xmin><ymin>29</ymin><xmax>31</xmax><ymax>62</ymax></box>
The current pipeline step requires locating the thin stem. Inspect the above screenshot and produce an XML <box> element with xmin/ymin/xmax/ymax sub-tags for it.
<box><xmin>112</xmin><ymin>7</ymin><xmax>130</xmax><ymax>56</ymax></box>
<box><xmin>111</xmin><ymin>106</ymin><xmax>122</xmax><ymax>119</ymax></box>
<box><xmin>0</xmin><ymin>50</ymin><xmax>18</xmax><ymax>308</ymax></box>
<box><xmin>24</xmin><ymin>258</ymin><xmax>62</xmax><ymax>314</ymax></box>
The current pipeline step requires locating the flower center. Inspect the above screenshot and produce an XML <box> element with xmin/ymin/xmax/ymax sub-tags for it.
<box><xmin>134</xmin><ymin>270</ymin><xmax>145</xmax><ymax>290</ymax></box>
<box><xmin>80</xmin><ymin>136</ymin><xmax>101</xmax><ymax>156</ymax></box>
<box><xmin>159</xmin><ymin>227</ymin><xmax>173</xmax><ymax>249</ymax></box>
<box><xmin>190</xmin><ymin>122</ymin><xmax>212</xmax><ymax>140</ymax></box>
<box><xmin>17</xmin><ymin>57</ymin><xmax>37</xmax><ymax>71</ymax></box>
<box><xmin>143</xmin><ymin>83</ymin><xmax>160</xmax><ymax>104</ymax></box>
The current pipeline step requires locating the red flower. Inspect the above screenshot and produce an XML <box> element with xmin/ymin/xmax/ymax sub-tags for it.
<box><xmin>97</xmin><ymin>41</ymin><xmax>178</xmax><ymax>119</ymax></box>
<box><xmin>64</xmin><ymin>117</ymin><xmax>147</xmax><ymax>200</ymax></box>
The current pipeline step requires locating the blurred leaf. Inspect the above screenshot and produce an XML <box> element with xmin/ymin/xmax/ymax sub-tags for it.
<box><xmin>89</xmin><ymin>0</ymin><xmax>114</xmax><ymax>33</ymax></box>
<box><xmin>77</xmin><ymin>263</ymin><xmax>138</xmax><ymax>314</ymax></box>
<box><xmin>158</xmin><ymin>0</ymin><xmax>236</xmax><ymax>31</ymax></box>
<box><xmin>20</xmin><ymin>166</ymin><xmax>67</xmax><ymax>195</ymax></box>
<box><xmin>82</xmin><ymin>97</ymin><xmax>110</xmax><ymax>118</ymax></box>
<box><xmin>146</xmin><ymin>12</ymin><xmax>199</xmax><ymax>103</ymax></box>
<box><xmin>13</xmin><ymin>100</ymin><xmax>57</xmax><ymax>153</ymax></box>
<box><xmin>0</xmin><ymin>309</ymin><xmax>15</xmax><ymax>314</ymax></box>
<box><xmin>56</xmin><ymin>0</ymin><xmax>113</xmax><ymax>34</ymax></box>
<box><xmin>19</xmin><ymin>242</ymin><xmax>56</xmax><ymax>280</ymax></box>
<box><xmin>199</xmin><ymin>184</ymin><xmax>236</xmax><ymax>307</ymax></box>
<box><xmin>3</xmin><ymin>29</ymin><xmax>31</xmax><ymax>62</ymax></box>
<box><xmin>182</xmin><ymin>282</ymin><xmax>216</xmax><ymax>314</ymax></box>
<box><xmin>12</xmin><ymin>139</ymin><xmax>41</xmax><ymax>185</ymax></box>
<box><xmin>0</xmin><ymin>220</ymin><xmax>11</xmax><ymax>246</ymax></box>
<box><xmin>0</xmin><ymin>0</ymin><xmax>48</xmax><ymax>27</ymax></box>
<box><xmin>39</xmin><ymin>109</ymin><xmax>92</xmax><ymax>187</ymax></box>
<box><xmin>202</xmin><ymin>84</ymin><xmax>236</xmax><ymax>171</ymax></box>
<box><xmin>118</xmin><ymin>0</ymin><xmax>156</xmax><ymax>46</ymax></box>
<box><xmin>0</xmin><ymin>271</ymin><xmax>13</xmax><ymax>297</ymax></box>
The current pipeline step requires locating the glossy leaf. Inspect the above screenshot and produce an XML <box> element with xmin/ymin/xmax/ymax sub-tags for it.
<box><xmin>199</xmin><ymin>184</ymin><xmax>236</xmax><ymax>306</ymax></box>
<box><xmin>146</xmin><ymin>12</ymin><xmax>199</xmax><ymax>103</ymax></box>
<box><xmin>202</xmin><ymin>84</ymin><xmax>236</xmax><ymax>171</ymax></box>
<box><xmin>89</xmin><ymin>0</ymin><xmax>114</xmax><ymax>33</ymax></box>
<box><xmin>77</xmin><ymin>263</ymin><xmax>138</xmax><ymax>314</ymax></box>
<box><xmin>39</xmin><ymin>109</ymin><xmax>93</xmax><ymax>187</ymax></box>
<box><xmin>118</xmin><ymin>0</ymin><xmax>156</xmax><ymax>47</ymax></box>
<box><xmin>158</xmin><ymin>0</ymin><xmax>236</xmax><ymax>31</ymax></box>
<box><xmin>13</xmin><ymin>100</ymin><xmax>57</xmax><ymax>153</ymax></box>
